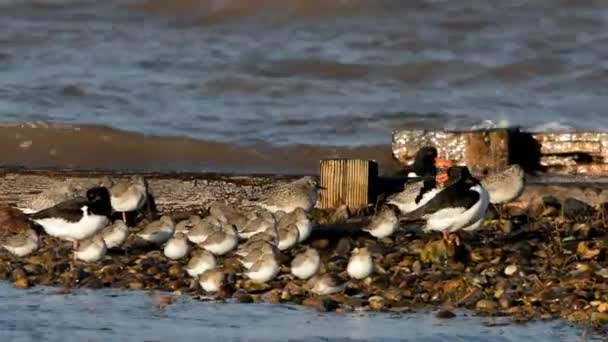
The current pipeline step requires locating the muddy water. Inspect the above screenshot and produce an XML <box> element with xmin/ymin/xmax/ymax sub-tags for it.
<box><xmin>1</xmin><ymin>0</ymin><xmax>607</xmax><ymax>173</ymax></box>
<box><xmin>0</xmin><ymin>283</ymin><xmax>601</xmax><ymax>341</ymax></box>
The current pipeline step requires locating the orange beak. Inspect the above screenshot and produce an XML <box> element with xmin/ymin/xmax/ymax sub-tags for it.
<box><xmin>435</xmin><ymin>157</ymin><xmax>454</xmax><ymax>169</ymax></box>
<box><xmin>434</xmin><ymin>157</ymin><xmax>454</xmax><ymax>187</ymax></box>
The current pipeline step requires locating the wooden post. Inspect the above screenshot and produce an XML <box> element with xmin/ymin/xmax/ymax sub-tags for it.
<box><xmin>464</xmin><ymin>129</ymin><xmax>510</xmax><ymax>174</ymax></box>
<box><xmin>319</xmin><ymin>159</ymin><xmax>378</xmax><ymax>210</ymax></box>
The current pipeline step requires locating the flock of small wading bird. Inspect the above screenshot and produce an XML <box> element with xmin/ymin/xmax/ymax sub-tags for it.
<box><xmin>0</xmin><ymin>146</ymin><xmax>525</xmax><ymax>296</ymax></box>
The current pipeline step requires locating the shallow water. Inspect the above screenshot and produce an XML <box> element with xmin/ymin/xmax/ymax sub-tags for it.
<box><xmin>0</xmin><ymin>0</ymin><xmax>607</xmax><ymax>173</ymax></box>
<box><xmin>0</xmin><ymin>282</ymin><xmax>601</xmax><ymax>342</ymax></box>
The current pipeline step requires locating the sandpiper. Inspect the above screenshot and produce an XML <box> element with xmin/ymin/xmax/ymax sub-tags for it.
<box><xmin>198</xmin><ymin>269</ymin><xmax>225</xmax><ymax>293</ymax></box>
<box><xmin>238</xmin><ymin>212</ymin><xmax>276</xmax><ymax>240</ymax></box>
<box><xmin>163</xmin><ymin>232</ymin><xmax>191</xmax><ymax>260</ymax></box>
<box><xmin>18</xmin><ymin>182</ymin><xmax>81</xmax><ymax>214</ymax></box>
<box><xmin>245</xmin><ymin>253</ymin><xmax>280</xmax><ymax>283</ymax></box>
<box><xmin>200</xmin><ymin>223</ymin><xmax>238</xmax><ymax>256</ymax></box>
<box><xmin>109</xmin><ymin>175</ymin><xmax>148</xmax><ymax>223</ymax></box>
<box><xmin>277</xmin><ymin>223</ymin><xmax>299</xmax><ymax>251</ymax></box>
<box><xmin>0</xmin><ymin>206</ymin><xmax>40</xmax><ymax>257</ymax></box>
<box><xmin>236</xmin><ymin>239</ymin><xmax>277</xmax><ymax>258</ymax></box>
<box><xmin>387</xmin><ymin>146</ymin><xmax>453</xmax><ymax>214</ymax></box>
<box><xmin>240</xmin><ymin>249</ymin><xmax>276</xmax><ymax>269</ymax></box>
<box><xmin>306</xmin><ymin>274</ymin><xmax>345</xmax><ymax>295</ymax></box>
<box><xmin>100</xmin><ymin>220</ymin><xmax>129</xmax><ymax>249</ymax></box>
<box><xmin>136</xmin><ymin>215</ymin><xmax>175</xmax><ymax>245</ymax></box>
<box><xmin>74</xmin><ymin>235</ymin><xmax>107</xmax><ymax>262</ymax></box>
<box><xmin>186</xmin><ymin>216</ymin><xmax>221</xmax><ymax>244</ymax></box>
<box><xmin>175</xmin><ymin>215</ymin><xmax>201</xmax><ymax>233</ymax></box>
<box><xmin>346</xmin><ymin>247</ymin><xmax>373</xmax><ymax>280</ymax></box>
<box><xmin>290</xmin><ymin>247</ymin><xmax>321</xmax><ymax>280</ymax></box>
<box><xmin>278</xmin><ymin>207</ymin><xmax>312</xmax><ymax>243</ymax></box>
<box><xmin>185</xmin><ymin>249</ymin><xmax>217</xmax><ymax>277</ymax></box>
<box><xmin>28</xmin><ymin>186</ymin><xmax>112</xmax><ymax>251</ymax></box>
<box><xmin>363</xmin><ymin>204</ymin><xmax>400</xmax><ymax>238</ymax></box>
<box><xmin>253</xmin><ymin>176</ymin><xmax>323</xmax><ymax>213</ymax></box>
<box><xmin>401</xmin><ymin>166</ymin><xmax>490</xmax><ymax>245</ymax></box>
<box><xmin>209</xmin><ymin>202</ymin><xmax>248</xmax><ymax>229</ymax></box>
<box><xmin>480</xmin><ymin>164</ymin><xmax>525</xmax><ymax>217</ymax></box>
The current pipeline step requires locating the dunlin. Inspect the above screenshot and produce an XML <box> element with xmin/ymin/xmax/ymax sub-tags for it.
<box><xmin>185</xmin><ymin>249</ymin><xmax>216</xmax><ymax>277</ymax></box>
<box><xmin>236</xmin><ymin>239</ymin><xmax>277</xmax><ymax>258</ymax></box>
<box><xmin>401</xmin><ymin>166</ymin><xmax>490</xmax><ymax>245</ymax></box>
<box><xmin>200</xmin><ymin>223</ymin><xmax>238</xmax><ymax>255</ymax></box>
<box><xmin>175</xmin><ymin>215</ymin><xmax>201</xmax><ymax>233</ymax></box>
<box><xmin>186</xmin><ymin>216</ymin><xmax>221</xmax><ymax>244</ymax></box>
<box><xmin>245</xmin><ymin>253</ymin><xmax>280</xmax><ymax>283</ymax></box>
<box><xmin>481</xmin><ymin>164</ymin><xmax>525</xmax><ymax>217</ymax></box>
<box><xmin>290</xmin><ymin>247</ymin><xmax>320</xmax><ymax>280</ymax></box>
<box><xmin>363</xmin><ymin>205</ymin><xmax>400</xmax><ymax>238</ymax></box>
<box><xmin>100</xmin><ymin>220</ymin><xmax>129</xmax><ymax>249</ymax></box>
<box><xmin>209</xmin><ymin>202</ymin><xmax>248</xmax><ymax>229</ymax></box>
<box><xmin>18</xmin><ymin>182</ymin><xmax>81</xmax><ymax>214</ymax></box>
<box><xmin>163</xmin><ymin>232</ymin><xmax>191</xmax><ymax>260</ymax></box>
<box><xmin>137</xmin><ymin>215</ymin><xmax>175</xmax><ymax>245</ymax></box>
<box><xmin>74</xmin><ymin>235</ymin><xmax>107</xmax><ymax>262</ymax></box>
<box><xmin>277</xmin><ymin>223</ymin><xmax>299</xmax><ymax>251</ymax></box>
<box><xmin>240</xmin><ymin>249</ymin><xmax>276</xmax><ymax>269</ymax></box>
<box><xmin>278</xmin><ymin>208</ymin><xmax>312</xmax><ymax>243</ymax></box>
<box><xmin>254</xmin><ymin>176</ymin><xmax>322</xmax><ymax>213</ymax></box>
<box><xmin>307</xmin><ymin>274</ymin><xmax>345</xmax><ymax>295</ymax></box>
<box><xmin>238</xmin><ymin>212</ymin><xmax>276</xmax><ymax>240</ymax></box>
<box><xmin>198</xmin><ymin>269</ymin><xmax>225</xmax><ymax>293</ymax></box>
<box><xmin>346</xmin><ymin>247</ymin><xmax>373</xmax><ymax>279</ymax></box>
<box><xmin>28</xmin><ymin>186</ymin><xmax>112</xmax><ymax>251</ymax></box>
<box><xmin>109</xmin><ymin>175</ymin><xmax>148</xmax><ymax>223</ymax></box>
<box><xmin>0</xmin><ymin>206</ymin><xmax>40</xmax><ymax>257</ymax></box>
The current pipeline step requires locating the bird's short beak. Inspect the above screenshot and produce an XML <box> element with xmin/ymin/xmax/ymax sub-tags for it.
<box><xmin>435</xmin><ymin>157</ymin><xmax>454</xmax><ymax>169</ymax></box>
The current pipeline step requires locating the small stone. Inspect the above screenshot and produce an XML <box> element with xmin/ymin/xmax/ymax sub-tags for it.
<box><xmin>475</xmin><ymin>299</ymin><xmax>498</xmax><ymax>311</ymax></box>
<box><xmin>284</xmin><ymin>281</ymin><xmax>304</xmax><ymax>296</ymax></box>
<box><xmin>368</xmin><ymin>296</ymin><xmax>385</xmax><ymax>311</ymax></box>
<box><xmin>504</xmin><ymin>265</ymin><xmax>518</xmax><ymax>276</ymax></box>
<box><xmin>436</xmin><ymin>310</ymin><xmax>456</xmax><ymax>319</ymax></box>
<box><xmin>128</xmin><ymin>280</ymin><xmax>144</xmax><ymax>290</ymax></box>
<box><xmin>167</xmin><ymin>264</ymin><xmax>183</xmax><ymax>278</ymax></box>
<box><xmin>599</xmin><ymin>303</ymin><xmax>608</xmax><ymax>313</ymax></box>
<box><xmin>591</xmin><ymin>312</ymin><xmax>608</xmax><ymax>324</ymax></box>
<box><xmin>499</xmin><ymin>297</ymin><xmax>511</xmax><ymax>310</ymax></box>
<box><xmin>334</xmin><ymin>238</ymin><xmax>352</xmax><ymax>256</ymax></box>
<box><xmin>233</xmin><ymin>290</ymin><xmax>254</xmax><ymax>303</ymax></box>
<box><xmin>261</xmin><ymin>289</ymin><xmax>281</xmax><ymax>304</ymax></box>
<box><xmin>563</xmin><ymin>198</ymin><xmax>596</xmax><ymax>219</ymax></box>
<box><xmin>311</xmin><ymin>239</ymin><xmax>330</xmax><ymax>250</ymax></box>
<box><xmin>12</xmin><ymin>268</ymin><xmax>30</xmax><ymax>289</ymax></box>
<box><xmin>303</xmin><ymin>297</ymin><xmax>339</xmax><ymax>312</ymax></box>
<box><xmin>412</xmin><ymin>260</ymin><xmax>422</xmax><ymax>274</ymax></box>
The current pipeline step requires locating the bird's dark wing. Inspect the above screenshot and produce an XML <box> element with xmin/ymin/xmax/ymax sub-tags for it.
<box><xmin>28</xmin><ymin>196</ymin><xmax>88</xmax><ymax>222</ymax></box>
<box><xmin>401</xmin><ymin>186</ymin><xmax>480</xmax><ymax>222</ymax></box>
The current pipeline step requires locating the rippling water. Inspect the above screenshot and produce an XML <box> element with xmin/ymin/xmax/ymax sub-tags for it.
<box><xmin>1</xmin><ymin>0</ymin><xmax>607</xmax><ymax>152</ymax></box>
<box><xmin>0</xmin><ymin>283</ymin><xmax>601</xmax><ymax>341</ymax></box>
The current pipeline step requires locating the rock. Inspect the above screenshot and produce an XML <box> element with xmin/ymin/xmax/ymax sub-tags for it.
<box><xmin>577</xmin><ymin>241</ymin><xmax>601</xmax><ymax>260</ymax></box>
<box><xmin>261</xmin><ymin>289</ymin><xmax>281</xmax><ymax>304</ymax></box>
<box><xmin>475</xmin><ymin>299</ymin><xmax>498</xmax><ymax>312</ymax></box>
<box><xmin>284</xmin><ymin>281</ymin><xmax>304</xmax><ymax>296</ymax></box>
<box><xmin>233</xmin><ymin>290</ymin><xmax>254</xmax><ymax>303</ymax></box>
<box><xmin>542</xmin><ymin>196</ymin><xmax>562</xmax><ymax>211</ymax></box>
<box><xmin>563</xmin><ymin>198</ymin><xmax>596</xmax><ymax>219</ymax></box>
<box><xmin>591</xmin><ymin>312</ymin><xmax>608</xmax><ymax>324</ymax></box>
<box><xmin>167</xmin><ymin>264</ymin><xmax>183</xmax><ymax>278</ymax></box>
<box><xmin>436</xmin><ymin>310</ymin><xmax>456</xmax><ymax>319</ymax></box>
<box><xmin>347</xmin><ymin>296</ymin><xmax>367</xmax><ymax>308</ymax></box>
<box><xmin>240</xmin><ymin>280</ymin><xmax>272</xmax><ymax>293</ymax></box>
<box><xmin>368</xmin><ymin>296</ymin><xmax>385</xmax><ymax>311</ymax></box>
<box><xmin>128</xmin><ymin>280</ymin><xmax>144</xmax><ymax>290</ymax></box>
<box><xmin>504</xmin><ymin>265</ymin><xmax>518</xmax><ymax>276</ymax></box>
<box><xmin>12</xmin><ymin>268</ymin><xmax>29</xmax><ymax>289</ymax></box>
<box><xmin>303</xmin><ymin>297</ymin><xmax>339</xmax><ymax>312</ymax></box>
<box><xmin>334</xmin><ymin>238</ymin><xmax>352</xmax><ymax>256</ymax></box>
<box><xmin>311</xmin><ymin>239</ymin><xmax>330</xmax><ymax>250</ymax></box>
<box><xmin>599</xmin><ymin>303</ymin><xmax>608</xmax><ymax>313</ymax></box>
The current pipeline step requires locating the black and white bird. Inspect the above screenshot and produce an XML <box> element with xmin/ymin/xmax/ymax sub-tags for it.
<box><xmin>386</xmin><ymin>146</ymin><xmax>454</xmax><ymax>214</ymax></box>
<box><xmin>400</xmin><ymin>166</ymin><xmax>489</xmax><ymax>245</ymax></box>
<box><xmin>28</xmin><ymin>187</ymin><xmax>113</xmax><ymax>250</ymax></box>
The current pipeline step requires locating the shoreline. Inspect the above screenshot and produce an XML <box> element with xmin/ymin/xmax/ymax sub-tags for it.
<box><xmin>1</xmin><ymin>170</ymin><xmax>608</xmax><ymax>335</ymax></box>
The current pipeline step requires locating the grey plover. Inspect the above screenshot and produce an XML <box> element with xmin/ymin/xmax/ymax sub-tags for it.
<box><xmin>253</xmin><ymin>176</ymin><xmax>322</xmax><ymax>213</ymax></box>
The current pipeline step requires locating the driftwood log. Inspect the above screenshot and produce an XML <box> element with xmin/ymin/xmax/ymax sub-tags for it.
<box><xmin>1</xmin><ymin>169</ymin><xmax>608</xmax><ymax>215</ymax></box>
